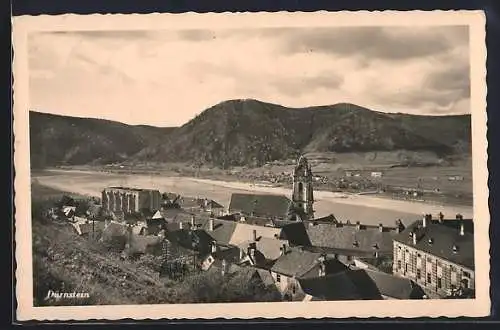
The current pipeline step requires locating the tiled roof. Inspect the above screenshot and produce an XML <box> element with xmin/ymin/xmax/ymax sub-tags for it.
<box><xmin>299</xmin><ymin>268</ymin><xmax>425</xmax><ymax>301</ymax></box>
<box><xmin>281</xmin><ymin>221</ymin><xmax>398</xmax><ymax>256</ymax></box>
<box><xmin>229</xmin><ymin>193</ymin><xmax>291</xmax><ymax>219</ymax></box>
<box><xmin>359</xmin><ymin>269</ymin><xmax>425</xmax><ymax>299</ymax></box>
<box><xmin>202</xmin><ymin>218</ymin><xmax>238</xmax><ymax>245</ymax></box>
<box><xmin>305</xmin><ymin>222</ymin><xmax>398</xmax><ymax>254</ymax></box>
<box><xmin>280</xmin><ymin>222</ymin><xmax>312</xmax><ymax>246</ymax></box>
<box><xmin>166</xmin><ymin>229</ymin><xmax>215</xmax><ymax>254</ymax></box>
<box><xmin>220</xmin><ymin>214</ymin><xmax>276</xmax><ymax>227</ymax></box>
<box><xmin>270</xmin><ymin>248</ymin><xmax>322</xmax><ymax>277</ymax></box>
<box><xmin>255</xmin><ymin>268</ymin><xmax>276</xmax><ymax>287</ymax></box>
<box><xmin>228</xmin><ymin>222</ymin><xmax>282</xmax><ymax>246</ymax></box>
<box><xmin>299</xmin><ymin>272</ymin><xmax>363</xmax><ymax>301</ymax></box>
<box><xmin>394</xmin><ymin>219</ymin><xmax>474</xmax><ymax>270</ymax></box>
<box><xmin>237</xmin><ymin>237</ymin><xmax>288</xmax><ymax>260</ymax></box>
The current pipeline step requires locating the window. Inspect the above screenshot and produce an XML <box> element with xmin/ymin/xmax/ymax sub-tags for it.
<box><xmin>292</xmin><ymin>285</ymin><xmax>296</xmax><ymax>294</ymax></box>
<box><xmin>276</xmin><ymin>274</ymin><xmax>281</xmax><ymax>283</ymax></box>
<box><xmin>397</xmin><ymin>260</ymin><xmax>402</xmax><ymax>269</ymax></box>
<box><xmin>427</xmin><ymin>273</ymin><xmax>432</xmax><ymax>284</ymax></box>
<box><xmin>437</xmin><ymin>277</ymin><xmax>442</xmax><ymax>289</ymax></box>
<box><xmin>463</xmin><ymin>271</ymin><xmax>471</xmax><ymax>278</ymax></box>
<box><xmin>417</xmin><ymin>269</ymin><xmax>421</xmax><ymax>279</ymax></box>
<box><xmin>405</xmin><ymin>263</ymin><xmax>408</xmax><ymax>273</ymax></box>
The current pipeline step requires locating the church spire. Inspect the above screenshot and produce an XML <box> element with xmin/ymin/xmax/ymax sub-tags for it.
<box><xmin>291</xmin><ymin>155</ymin><xmax>314</xmax><ymax>220</ymax></box>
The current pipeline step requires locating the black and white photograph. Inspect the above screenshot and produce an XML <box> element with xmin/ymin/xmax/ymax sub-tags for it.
<box><xmin>13</xmin><ymin>11</ymin><xmax>489</xmax><ymax>320</ymax></box>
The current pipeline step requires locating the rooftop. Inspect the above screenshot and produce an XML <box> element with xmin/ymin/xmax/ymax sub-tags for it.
<box><xmin>202</xmin><ymin>218</ymin><xmax>238</xmax><ymax>246</ymax></box>
<box><xmin>237</xmin><ymin>237</ymin><xmax>288</xmax><ymax>261</ymax></box>
<box><xmin>299</xmin><ymin>268</ymin><xmax>425</xmax><ymax>301</ymax></box>
<box><xmin>229</xmin><ymin>193</ymin><xmax>292</xmax><ymax>219</ymax></box>
<box><xmin>281</xmin><ymin>221</ymin><xmax>400</xmax><ymax>255</ymax></box>
<box><xmin>228</xmin><ymin>222</ymin><xmax>282</xmax><ymax>247</ymax></box>
<box><xmin>394</xmin><ymin>219</ymin><xmax>474</xmax><ymax>270</ymax></box>
<box><xmin>270</xmin><ymin>247</ymin><xmax>323</xmax><ymax>278</ymax></box>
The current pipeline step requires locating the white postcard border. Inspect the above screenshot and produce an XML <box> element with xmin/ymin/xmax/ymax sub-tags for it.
<box><xmin>13</xmin><ymin>10</ymin><xmax>490</xmax><ymax>320</ymax></box>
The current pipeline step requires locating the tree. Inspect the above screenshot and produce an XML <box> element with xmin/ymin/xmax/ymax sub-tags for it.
<box><xmin>172</xmin><ymin>269</ymin><xmax>281</xmax><ymax>304</ymax></box>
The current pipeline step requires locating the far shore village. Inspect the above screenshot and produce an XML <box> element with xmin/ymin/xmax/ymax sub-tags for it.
<box><xmin>45</xmin><ymin>156</ymin><xmax>475</xmax><ymax>301</ymax></box>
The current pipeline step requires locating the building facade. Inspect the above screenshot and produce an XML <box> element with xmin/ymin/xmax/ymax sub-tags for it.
<box><xmin>101</xmin><ymin>187</ymin><xmax>162</xmax><ymax>214</ymax></box>
<box><xmin>392</xmin><ymin>215</ymin><xmax>475</xmax><ymax>298</ymax></box>
<box><xmin>291</xmin><ymin>156</ymin><xmax>314</xmax><ymax>220</ymax></box>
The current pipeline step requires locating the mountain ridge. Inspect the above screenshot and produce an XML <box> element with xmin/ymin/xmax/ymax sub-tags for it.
<box><xmin>29</xmin><ymin>100</ymin><xmax>471</xmax><ymax>169</ymax></box>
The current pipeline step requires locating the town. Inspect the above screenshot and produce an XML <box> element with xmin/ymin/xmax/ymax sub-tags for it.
<box><xmin>39</xmin><ymin>156</ymin><xmax>475</xmax><ymax>302</ymax></box>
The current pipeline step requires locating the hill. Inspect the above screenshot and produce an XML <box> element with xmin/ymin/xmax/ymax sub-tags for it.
<box><xmin>29</xmin><ymin>111</ymin><xmax>175</xmax><ymax>169</ymax></box>
<box><xmin>133</xmin><ymin>99</ymin><xmax>471</xmax><ymax>168</ymax></box>
<box><xmin>29</xmin><ymin>100</ymin><xmax>471</xmax><ymax>169</ymax></box>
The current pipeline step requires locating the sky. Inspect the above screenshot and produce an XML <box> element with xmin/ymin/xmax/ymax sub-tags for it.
<box><xmin>28</xmin><ymin>25</ymin><xmax>470</xmax><ymax>127</ymax></box>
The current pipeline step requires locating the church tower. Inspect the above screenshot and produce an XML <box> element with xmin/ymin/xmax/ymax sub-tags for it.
<box><xmin>291</xmin><ymin>155</ymin><xmax>314</xmax><ymax>220</ymax></box>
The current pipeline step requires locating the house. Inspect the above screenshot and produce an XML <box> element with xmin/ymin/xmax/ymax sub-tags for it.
<box><xmin>392</xmin><ymin>214</ymin><xmax>475</xmax><ymax>298</ymax></box>
<box><xmin>299</xmin><ymin>271</ymin><xmax>364</xmax><ymax>301</ymax></box>
<box><xmin>352</xmin><ymin>268</ymin><xmax>426</xmax><ymax>300</ymax></box>
<box><xmin>186</xmin><ymin>198</ymin><xmax>226</xmax><ymax>217</ymax></box>
<box><xmin>228</xmin><ymin>193</ymin><xmax>292</xmax><ymax>220</ymax></box>
<box><xmin>101</xmin><ymin>186</ymin><xmax>161</xmax><ymax>214</ymax></box>
<box><xmin>202</xmin><ymin>218</ymin><xmax>238</xmax><ymax>246</ymax></box>
<box><xmin>144</xmin><ymin>210</ymin><xmax>168</xmax><ymax>235</ymax></box>
<box><xmin>124</xmin><ymin>230</ymin><xmax>165</xmax><ymax>258</ymax></box>
<box><xmin>269</xmin><ymin>246</ymin><xmax>347</xmax><ymax>300</ymax></box>
<box><xmin>228</xmin><ymin>222</ymin><xmax>282</xmax><ymax>247</ymax></box>
<box><xmin>298</xmin><ymin>268</ymin><xmax>425</xmax><ymax>301</ymax></box>
<box><xmin>62</xmin><ymin>206</ymin><xmax>76</xmax><ymax>220</ymax></box>
<box><xmin>237</xmin><ymin>236</ymin><xmax>288</xmax><ymax>262</ymax></box>
<box><xmin>280</xmin><ymin>220</ymin><xmax>402</xmax><ymax>264</ymax></box>
<box><xmin>200</xmin><ymin>243</ymin><xmax>241</xmax><ymax>272</ymax></box>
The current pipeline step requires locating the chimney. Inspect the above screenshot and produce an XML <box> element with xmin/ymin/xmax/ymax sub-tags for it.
<box><xmin>412</xmin><ymin>231</ymin><xmax>417</xmax><ymax>245</ymax></box>
<box><xmin>221</xmin><ymin>259</ymin><xmax>227</xmax><ymax>276</ymax></box>
<box><xmin>191</xmin><ymin>215</ymin><xmax>195</xmax><ymax>228</ymax></box>
<box><xmin>378</xmin><ymin>223</ymin><xmax>384</xmax><ymax>232</ymax></box>
<box><xmin>439</xmin><ymin>212</ymin><xmax>444</xmax><ymax>223</ymax></box>
<box><xmin>459</xmin><ymin>221</ymin><xmax>465</xmax><ymax>236</ymax></box>
<box><xmin>356</xmin><ymin>221</ymin><xmax>361</xmax><ymax>230</ymax></box>
<box><xmin>253</xmin><ymin>229</ymin><xmax>257</xmax><ymax>242</ymax></box>
<box><xmin>422</xmin><ymin>214</ymin><xmax>427</xmax><ymax>228</ymax></box>
<box><xmin>179</xmin><ymin>222</ymin><xmax>183</xmax><ymax>230</ymax></box>
<box><xmin>280</xmin><ymin>244</ymin><xmax>287</xmax><ymax>255</ymax></box>
<box><xmin>318</xmin><ymin>255</ymin><xmax>326</xmax><ymax>277</ymax></box>
<box><xmin>208</xmin><ymin>218</ymin><xmax>214</xmax><ymax>231</ymax></box>
<box><xmin>395</xmin><ymin>219</ymin><xmax>403</xmax><ymax>233</ymax></box>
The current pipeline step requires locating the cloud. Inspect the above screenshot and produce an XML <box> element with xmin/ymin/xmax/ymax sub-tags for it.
<box><xmin>28</xmin><ymin>25</ymin><xmax>471</xmax><ymax>126</ymax></box>
<box><xmin>280</xmin><ymin>26</ymin><xmax>468</xmax><ymax>61</ymax></box>
<box><xmin>271</xmin><ymin>73</ymin><xmax>344</xmax><ymax>97</ymax></box>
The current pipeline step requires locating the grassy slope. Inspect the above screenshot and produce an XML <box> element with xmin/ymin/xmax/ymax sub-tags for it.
<box><xmin>31</xmin><ymin>182</ymin><xmax>281</xmax><ymax>306</ymax></box>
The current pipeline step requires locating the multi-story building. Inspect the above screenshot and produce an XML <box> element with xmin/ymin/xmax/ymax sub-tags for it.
<box><xmin>101</xmin><ymin>187</ymin><xmax>161</xmax><ymax>214</ymax></box>
<box><xmin>392</xmin><ymin>214</ymin><xmax>474</xmax><ymax>298</ymax></box>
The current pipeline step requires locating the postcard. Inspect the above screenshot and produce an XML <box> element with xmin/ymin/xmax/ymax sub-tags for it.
<box><xmin>12</xmin><ymin>10</ymin><xmax>489</xmax><ymax>320</ymax></box>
